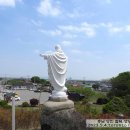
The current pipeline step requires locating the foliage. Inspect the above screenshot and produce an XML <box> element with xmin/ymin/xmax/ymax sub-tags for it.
<box><xmin>67</xmin><ymin>86</ymin><xmax>95</xmax><ymax>100</ymax></box>
<box><xmin>31</xmin><ymin>76</ymin><xmax>41</xmax><ymax>83</ymax></box>
<box><xmin>22</xmin><ymin>102</ymin><xmax>30</xmax><ymax>107</ymax></box>
<box><xmin>108</xmin><ymin>72</ymin><xmax>130</xmax><ymax>98</ymax></box>
<box><xmin>7</xmin><ymin>79</ymin><xmax>25</xmax><ymax>86</ymax></box>
<box><xmin>30</xmin><ymin>98</ymin><xmax>39</xmax><ymax>106</ymax></box>
<box><xmin>0</xmin><ymin>100</ymin><xmax>7</xmax><ymax>106</ymax></box>
<box><xmin>96</xmin><ymin>98</ymin><xmax>109</xmax><ymax>105</ymax></box>
<box><xmin>31</xmin><ymin>76</ymin><xmax>50</xmax><ymax>86</ymax></box>
<box><xmin>123</xmin><ymin>95</ymin><xmax>130</xmax><ymax>107</ymax></box>
<box><xmin>0</xmin><ymin>100</ymin><xmax>11</xmax><ymax>109</ymax></box>
<box><xmin>92</xmin><ymin>83</ymin><xmax>100</xmax><ymax>90</ymax></box>
<box><xmin>103</xmin><ymin>97</ymin><xmax>128</xmax><ymax>114</ymax></box>
<box><xmin>75</xmin><ymin>99</ymin><xmax>99</xmax><ymax>118</ymax></box>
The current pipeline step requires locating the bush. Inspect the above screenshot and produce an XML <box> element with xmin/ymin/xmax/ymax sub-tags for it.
<box><xmin>109</xmin><ymin>72</ymin><xmax>130</xmax><ymax>98</ymax></box>
<box><xmin>3</xmin><ymin>105</ymin><xmax>12</xmax><ymax>109</ymax></box>
<box><xmin>96</xmin><ymin>98</ymin><xmax>109</xmax><ymax>105</ymax></box>
<box><xmin>0</xmin><ymin>100</ymin><xmax>8</xmax><ymax>106</ymax></box>
<box><xmin>103</xmin><ymin>97</ymin><xmax>128</xmax><ymax>114</ymax></box>
<box><xmin>75</xmin><ymin>99</ymin><xmax>99</xmax><ymax>118</ymax></box>
<box><xmin>123</xmin><ymin>95</ymin><xmax>130</xmax><ymax>107</ymax></box>
<box><xmin>67</xmin><ymin>86</ymin><xmax>95</xmax><ymax>100</ymax></box>
<box><xmin>30</xmin><ymin>98</ymin><xmax>39</xmax><ymax>106</ymax></box>
<box><xmin>0</xmin><ymin>100</ymin><xmax>11</xmax><ymax>109</ymax></box>
<box><xmin>22</xmin><ymin>102</ymin><xmax>30</xmax><ymax>107</ymax></box>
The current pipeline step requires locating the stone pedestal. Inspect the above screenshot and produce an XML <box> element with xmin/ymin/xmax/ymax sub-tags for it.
<box><xmin>41</xmin><ymin>100</ymin><xmax>93</xmax><ymax>130</ymax></box>
<box><xmin>49</xmin><ymin>88</ymin><xmax>68</xmax><ymax>102</ymax></box>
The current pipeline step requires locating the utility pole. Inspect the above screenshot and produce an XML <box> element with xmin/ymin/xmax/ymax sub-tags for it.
<box><xmin>12</xmin><ymin>95</ymin><xmax>15</xmax><ymax>130</ymax></box>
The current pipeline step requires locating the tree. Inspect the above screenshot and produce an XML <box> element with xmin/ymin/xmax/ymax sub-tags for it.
<box><xmin>103</xmin><ymin>97</ymin><xmax>128</xmax><ymax>114</ymax></box>
<box><xmin>30</xmin><ymin>98</ymin><xmax>39</xmax><ymax>106</ymax></box>
<box><xmin>7</xmin><ymin>79</ymin><xmax>25</xmax><ymax>86</ymax></box>
<box><xmin>96</xmin><ymin>98</ymin><xmax>108</xmax><ymax>105</ymax></box>
<box><xmin>108</xmin><ymin>72</ymin><xmax>130</xmax><ymax>98</ymax></box>
<box><xmin>92</xmin><ymin>83</ymin><xmax>100</xmax><ymax>90</ymax></box>
<box><xmin>123</xmin><ymin>95</ymin><xmax>130</xmax><ymax>107</ymax></box>
<box><xmin>40</xmin><ymin>79</ymin><xmax>46</xmax><ymax>85</ymax></box>
<box><xmin>31</xmin><ymin>76</ymin><xmax>41</xmax><ymax>83</ymax></box>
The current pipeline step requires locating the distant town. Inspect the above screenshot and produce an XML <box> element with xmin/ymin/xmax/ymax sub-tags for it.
<box><xmin>0</xmin><ymin>76</ymin><xmax>112</xmax><ymax>93</ymax></box>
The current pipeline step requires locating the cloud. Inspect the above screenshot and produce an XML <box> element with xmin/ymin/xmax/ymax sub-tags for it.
<box><xmin>31</xmin><ymin>20</ymin><xmax>42</xmax><ymax>27</ymax></box>
<box><xmin>39</xmin><ymin>29</ymin><xmax>62</xmax><ymax>36</ymax></box>
<box><xmin>66</xmin><ymin>9</ymin><xmax>82</xmax><ymax>18</ymax></box>
<box><xmin>37</xmin><ymin>0</ymin><xmax>61</xmax><ymax>16</ymax></box>
<box><xmin>38</xmin><ymin>22</ymin><xmax>130</xmax><ymax>39</ymax></box>
<box><xmin>123</xmin><ymin>43</ymin><xmax>130</xmax><ymax>50</ymax></box>
<box><xmin>71</xmin><ymin>49</ymin><xmax>82</xmax><ymax>54</ymax></box>
<box><xmin>125</xmin><ymin>25</ymin><xmax>130</xmax><ymax>32</ymax></box>
<box><xmin>100</xmin><ymin>22</ymin><xmax>126</xmax><ymax>35</ymax></box>
<box><xmin>0</xmin><ymin>0</ymin><xmax>22</xmax><ymax>7</ymax></box>
<box><xmin>109</xmin><ymin>27</ymin><xmax>124</xmax><ymax>34</ymax></box>
<box><xmin>71</xmin><ymin>49</ymin><xmax>92</xmax><ymax>56</ymax></box>
<box><xmin>62</xmin><ymin>33</ymin><xmax>77</xmax><ymax>39</ymax></box>
<box><xmin>70</xmin><ymin>48</ymin><xmax>104</xmax><ymax>61</ymax></box>
<box><xmin>60</xmin><ymin>41</ymin><xmax>72</xmax><ymax>47</ymax></box>
<box><xmin>97</xmin><ymin>0</ymin><xmax>112</xmax><ymax>5</ymax></box>
<box><xmin>58</xmin><ymin>22</ymin><xmax>96</xmax><ymax>38</ymax></box>
<box><xmin>81</xmin><ymin>22</ymin><xmax>96</xmax><ymax>37</ymax></box>
<box><xmin>105</xmin><ymin>0</ymin><xmax>112</xmax><ymax>4</ymax></box>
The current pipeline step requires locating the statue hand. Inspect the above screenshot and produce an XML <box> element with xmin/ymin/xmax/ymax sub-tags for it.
<box><xmin>40</xmin><ymin>54</ymin><xmax>48</xmax><ymax>59</ymax></box>
<box><xmin>40</xmin><ymin>54</ymin><xmax>44</xmax><ymax>57</ymax></box>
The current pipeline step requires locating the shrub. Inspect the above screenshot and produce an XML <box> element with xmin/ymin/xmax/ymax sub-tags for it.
<box><xmin>30</xmin><ymin>98</ymin><xmax>39</xmax><ymax>106</ymax></box>
<box><xmin>0</xmin><ymin>100</ymin><xmax>8</xmax><ymax>106</ymax></box>
<box><xmin>96</xmin><ymin>98</ymin><xmax>109</xmax><ymax>105</ymax></box>
<box><xmin>67</xmin><ymin>86</ymin><xmax>95</xmax><ymax>100</ymax></box>
<box><xmin>109</xmin><ymin>72</ymin><xmax>130</xmax><ymax>97</ymax></box>
<box><xmin>103</xmin><ymin>97</ymin><xmax>128</xmax><ymax>114</ymax></box>
<box><xmin>123</xmin><ymin>95</ymin><xmax>130</xmax><ymax>107</ymax></box>
<box><xmin>22</xmin><ymin>102</ymin><xmax>30</xmax><ymax>107</ymax></box>
<box><xmin>0</xmin><ymin>100</ymin><xmax>11</xmax><ymax>109</ymax></box>
<box><xmin>3</xmin><ymin>104</ymin><xmax>12</xmax><ymax>109</ymax></box>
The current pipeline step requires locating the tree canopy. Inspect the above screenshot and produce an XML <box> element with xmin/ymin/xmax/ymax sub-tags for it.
<box><xmin>31</xmin><ymin>76</ymin><xmax>41</xmax><ymax>83</ymax></box>
<box><xmin>108</xmin><ymin>72</ymin><xmax>130</xmax><ymax>98</ymax></box>
<box><xmin>31</xmin><ymin>76</ymin><xmax>50</xmax><ymax>86</ymax></box>
<box><xmin>103</xmin><ymin>97</ymin><xmax>128</xmax><ymax>114</ymax></box>
<box><xmin>7</xmin><ymin>79</ymin><xmax>25</xmax><ymax>86</ymax></box>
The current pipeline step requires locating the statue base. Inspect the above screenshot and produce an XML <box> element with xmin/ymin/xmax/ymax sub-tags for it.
<box><xmin>41</xmin><ymin>100</ymin><xmax>90</xmax><ymax>130</ymax></box>
<box><xmin>49</xmin><ymin>90</ymin><xmax>68</xmax><ymax>102</ymax></box>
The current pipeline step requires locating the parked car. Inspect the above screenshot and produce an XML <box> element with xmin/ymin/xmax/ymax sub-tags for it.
<box><xmin>4</xmin><ymin>92</ymin><xmax>20</xmax><ymax>101</ymax></box>
<box><xmin>67</xmin><ymin>91</ymin><xmax>85</xmax><ymax>101</ymax></box>
<box><xmin>34</xmin><ymin>89</ymin><xmax>41</xmax><ymax>92</ymax></box>
<box><xmin>11</xmin><ymin>95</ymin><xmax>21</xmax><ymax>101</ymax></box>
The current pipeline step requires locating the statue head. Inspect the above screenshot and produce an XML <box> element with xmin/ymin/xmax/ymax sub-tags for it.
<box><xmin>55</xmin><ymin>44</ymin><xmax>62</xmax><ymax>52</ymax></box>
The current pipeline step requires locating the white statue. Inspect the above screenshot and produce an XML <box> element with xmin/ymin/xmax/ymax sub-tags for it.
<box><xmin>40</xmin><ymin>45</ymin><xmax>68</xmax><ymax>101</ymax></box>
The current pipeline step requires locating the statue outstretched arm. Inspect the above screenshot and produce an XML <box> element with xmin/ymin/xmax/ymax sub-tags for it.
<box><xmin>40</xmin><ymin>54</ymin><xmax>48</xmax><ymax>59</ymax></box>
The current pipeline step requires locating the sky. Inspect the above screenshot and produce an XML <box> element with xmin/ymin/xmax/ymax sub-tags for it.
<box><xmin>1</xmin><ymin>0</ymin><xmax>130</xmax><ymax>80</ymax></box>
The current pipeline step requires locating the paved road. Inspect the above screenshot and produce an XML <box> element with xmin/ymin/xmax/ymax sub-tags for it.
<box><xmin>0</xmin><ymin>90</ymin><xmax>50</xmax><ymax>106</ymax></box>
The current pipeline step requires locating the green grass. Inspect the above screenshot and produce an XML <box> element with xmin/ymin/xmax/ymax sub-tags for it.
<box><xmin>68</xmin><ymin>86</ymin><xmax>108</xmax><ymax>117</ymax></box>
<box><xmin>90</xmin><ymin>91</ymin><xmax>107</xmax><ymax>103</ymax></box>
<box><xmin>91</xmin><ymin>104</ymin><xmax>105</xmax><ymax>114</ymax></box>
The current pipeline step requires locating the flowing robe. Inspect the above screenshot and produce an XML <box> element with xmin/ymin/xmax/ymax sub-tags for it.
<box><xmin>45</xmin><ymin>50</ymin><xmax>68</xmax><ymax>91</ymax></box>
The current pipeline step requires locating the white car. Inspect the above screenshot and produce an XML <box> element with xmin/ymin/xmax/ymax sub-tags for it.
<box><xmin>11</xmin><ymin>96</ymin><xmax>21</xmax><ymax>101</ymax></box>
